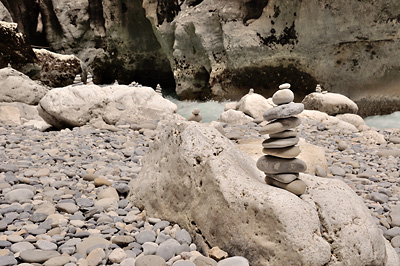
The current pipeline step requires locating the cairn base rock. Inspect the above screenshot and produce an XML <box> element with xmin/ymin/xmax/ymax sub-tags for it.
<box><xmin>128</xmin><ymin>121</ymin><xmax>397</xmax><ymax>266</ymax></box>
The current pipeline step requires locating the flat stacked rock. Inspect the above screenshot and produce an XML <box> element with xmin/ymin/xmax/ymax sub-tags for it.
<box><xmin>86</xmin><ymin>72</ymin><xmax>94</xmax><ymax>85</ymax></box>
<box><xmin>256</xmin><ymin>83</ymin><xmax>307</xmax><ymax>196</ymax></box>
<box><xmin>155</xmin><ymin>84</ymin><xmax>162</xmax><ymax>95</ymax></box>
<box><xmin>73</xmin><ymin>74</ymin><xmax>83</xmax><ymax>86</ymax></box>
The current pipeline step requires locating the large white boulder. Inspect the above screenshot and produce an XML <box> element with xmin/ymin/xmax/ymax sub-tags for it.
<box><xmin>336</xmin><ymin>113</ymin><xmax>368</xmax><ymax>131</ymax></box>
<box><xmin>0</xmin><ymin>102</ymin><xmax>51</xmax><ymax>131</ymax></box>
<box><xmin>129</xmin><ymin>121</ymin><xmax>397</xmax><ymax>266</ymax></box>
<box><xmin>218</xmin><ymin>109</ymin><xmax>253</xmax><ymax>125</ymax></box>
<box><xmin>38</xmin><ymin>84</ymin><xmax>182</xmax><ymax>128</ymax></box>
<box><xmin>302</xmin><ymin>92</ymin><xmax>358</xmax><ymax>115</ymax></box>
<box><xmin>299</xmin><ymin>110</ymin><xmax>358</xmax><ymax>132</ymax></box>
<box><xmin>237</xmin><ymin>92</ymin><xmax>274</xmax><ymax>119</ymax></box>
<box><xmin>0</xmin><ymin>67</ymin><xmax>48</xmax><ymax>105</ymax></box>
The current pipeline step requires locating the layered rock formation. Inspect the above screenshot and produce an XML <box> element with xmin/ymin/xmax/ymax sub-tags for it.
<box><xmin>129</xmin><ymin>121</ymin><xmax>398</xmax><ymax>266</ymax></box>
<box><xmin>1</xmin><ymin>0</ymin><xmax>175</xmax><ymax>89</ymax></box>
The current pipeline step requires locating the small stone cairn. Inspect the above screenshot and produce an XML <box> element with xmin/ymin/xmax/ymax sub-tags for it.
<box><xmin>86</xmin><ymin>72</ymin><xmax>94</xmax><ymax>85</ymax></box>
<box><xmin>73</xmin><ymin>74</ymin><xmax>83</xmax><ymax>86</ymax></box>
<box><xmin>188</xmin><ymin>108</ymin><xmax>202</xmax><ymax>122</ymax></box>
<box><xmin>155</xmin><ymin>84</ymin><xmax>162</xmax><ymax>95</ymax></box>
<box><xmin>256</xmin><ymin>83</ymin><xmax>307</xmax><ymax>196</ymax></box>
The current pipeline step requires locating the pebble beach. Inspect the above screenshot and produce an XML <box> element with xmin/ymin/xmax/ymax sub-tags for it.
<box><xmin>0</xmin><ymin>113</ymin><xmax>400</xmax><ymax>265</ymax></box>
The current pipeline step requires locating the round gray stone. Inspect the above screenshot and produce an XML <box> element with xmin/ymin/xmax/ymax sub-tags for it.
<box><xmin>36</xmin><ymin>239</ymin><xmax>58</xmax><ymax>251</ymax></box>
<box><xmin>135</xmin><ymin>255</ymin><xmax>166</xmax><ymax>266</ymax></box>
<box><xmin>19</xmin><ymin>250</ymin><xmax>60</xmax><ymax>263</ymax></box>
<box><xmin>135</xmin><ymin>229</ymin><xmax>156</xmax><ymax>244</ymax></box>
<box><xmin>10</xmin><ymin>242</ymin><xmax>35</xmax><ymax>253</ymax></box>
<box><xmin>257</xmin><ymin>156</ymin><xmax>307</xmax><ymax>174</ymax></box>
<box><xmin>5</xmin><ymin>189</ymin><xmax>34</xmax><ymax>203</ymax></box>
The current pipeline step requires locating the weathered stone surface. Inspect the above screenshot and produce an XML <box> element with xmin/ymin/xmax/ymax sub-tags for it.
<box><xmin>38</xmin><ymin>84</ymin><xmax>182</xmax><ymax>129</ymax></box>
<box><xmin>129</xmin><ymin>121</ymin><xmax>396</xmax><ymax>265</ymax></box>
<box><xmin>0</xmin><ymin>67</ymin><xmax>48</xmax><ymax>105</ymax></box>
<box><xmin>257</xmin><ymin>155</ymin><xmax>307</xmax><ymax>174</ymax></box>
<box><xmin>0</xmin><ymin>102</ymin><xmax>51</xmax><ymax>131</ymax></box>
<box><xmin>262</xmin><ymin>136</ymin><xmax>299</xmax><ymax>149</ymax></box>
<box><xmin>33</xmin><ymin>48</ymin><xmax>83</xmax><ymax>87</ymax></box>
<box><xmin>269</xmin><ymin>130</ymin><xmax>297</xmax><ymax>139</ymax></box>
<box><xmin>19</xmin><ymin>250</ymin><xmax>60</xmax><ymax>263</ymax></box>
<box><xmin>259</xmin><ymin>117</ymin><xmax>301</xmax><ymax>135</ymax></box>
<box><xmin>265</xmin><ymin>177</ymin><xmax>307</xmax><ymax>196</ymax></box>
<box><xmin>267</xmin><ymin>173</ymin><xmax>299</xmax><ymax>184</ymax></box>
<box><xmin>0</xmin><ymin>21</ymin><xmax>40</xmax><ymax>76</ymax></box>
<box><xmin>218</xmin><ymin>109</ymin><xmax>253</xmax><ymax>125</ymax></box>
<box><xmin>263</xmin><ymin>102</ymin><xmax>304</xmax><ymax>121</ymax></box>
<box><xmin>302</xmin><ymin>92</ymin><xmax>358</xmax><ymax>115</ymax></box>
<box><xmin>262</xmin><ymin>146</ymin><xmax>301</xmax><ymax>159</ymax></box>
<box><xmin>237</xmin><ymin>92</ymin><xmax>273</xmax><ymax>119</ymax></box>
<box><xmin>336</xmin><ymin>113</ymin><xmax>367</xmax><ymax>131</ymax></box>
<box><xmin>272</xmin><ymin>89</ymin><xmax>294</xmax><ymax>105</ymax></box>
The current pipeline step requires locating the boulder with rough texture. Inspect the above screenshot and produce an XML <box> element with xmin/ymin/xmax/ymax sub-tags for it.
<box><xmin>0</xmin><ymin>2</ymin><xmax>12</xmax><ymax>21</ymax></box>
<box><xmin>0</xmin><ymin>21</ymin><xmax>40</xmax><ymax>76</ymax></box>
<box><xmin>336</xmin><ymin>113</ymin><xmax>367</xmax><ymax>131</ymax></box>
<box><xmin>33</xmin><ymin>49</ymin><xmax>83</xmax><ymax>87</ymax></box>
<box><xmin>38</xmin><ymin>84</ymin><xmax>182</xmax><ymax>129</ymax></box>
<box><xmin>129</xmin><ymin>121</ymin><xmax>397</xmax><ymax>266</ymax></box>
<box><xmin>218</xmin><ymin>109</ymin><xmax>253</xmax><ymax>125</ymax></box>
<box><xmin>0</xmin><ymin>102</ymin><xmax>51</xmax><ymax>131</ymax></box>
<box><xmin>302</xmin><ymin>92</ymin><xmax>358</xmax><ymax>115</ymax></box>
<box><xmin>237</xmin><ymin>92</ymin><xmax>274</xmax><ymax>119</ymax></box>
<box><xmin>0</xmin><ymin>67</ymin><xmax>48</xmax><ymax>105</ymax></box>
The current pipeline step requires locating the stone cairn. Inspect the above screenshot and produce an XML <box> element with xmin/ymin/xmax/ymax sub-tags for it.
<box><xmin>155</xmin><ymin>84</ymin><xmax>162</xmax><ymax>95</ymax></box>
<box><xmin>73</xmin><ymin>74</ymin><xmax>83</xmax><ymax>86</ymax></box>
<box><xmin>256</xmin><ymin>83</ymin><xmax>307</xmax><ymax>196</ymax></box>
<box><xmin>188</xmin><ymin>108</ymin><xmax>202</xmax><ymax>122</ymax></box>
<box><xmin>86</xmin><ymin>72</ymin><xmax>94</xmax><ymax>85</ymax></box>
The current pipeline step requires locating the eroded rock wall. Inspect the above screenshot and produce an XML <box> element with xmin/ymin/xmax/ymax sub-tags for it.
<box><xmin>142</xmin><ymin>0</ymin><xmax>400</xmax><ymax>106</ymax></box>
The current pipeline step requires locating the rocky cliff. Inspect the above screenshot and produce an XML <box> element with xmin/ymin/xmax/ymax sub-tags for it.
<box><xmin>2</xmin><ymin>0</ymin><xmax>400</xmax><ymax>114</ymax></box>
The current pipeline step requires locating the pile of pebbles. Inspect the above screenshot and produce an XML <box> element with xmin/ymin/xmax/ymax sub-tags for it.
<box><xmin>256</xmin><ymin>83</ymin><xmax>307</xmax><ymax>195</ymax></box>
<box><xmin>0</xmin><ymin>123</ymin><xmax>248</xmax><ymax>266</ymax></box>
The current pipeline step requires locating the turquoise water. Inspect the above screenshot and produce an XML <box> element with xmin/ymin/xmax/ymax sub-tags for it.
<box><xmin>168</xmin><ymin>97</ymin><xmax>400</xmax><ymax>129</ymax></box>
<box><xmin>364</xmin><ymin>111</ymin><xmax>400</xmax><ymax>129</ymax></box>
<box><xmin>167</xmin><ymin>97</ymin><xmax>229</xmax><ymax>123</ymax></box>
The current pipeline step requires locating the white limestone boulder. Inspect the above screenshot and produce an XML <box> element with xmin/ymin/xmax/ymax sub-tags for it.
<box><xmin>302</xmin><ymin>92</ymin><xmax>358</xmax><ymax>115</ymax></box>
<box><xmin>336</xmin><ymin>113</ymin><xmax>368</xmax><ymax>131</ymax></box>
<box><xmin>0</xmin><ymin>67</ymin><xmax>48</xmax><ymax>105</ymax></box>
<box><xmin>0</xmin><ymin>102</ymin><xmax>51</xmax><ymax>131</ymax></box>
<box><xmin>237</xmin><ymin>92</ymin><xmax>274</xmax><ymax>119</ymax></box>
<box><xmin>218</xmin><ymin>110</ymin><xmax>253</xmax><ymax>125</ymax></box>
<box><xmin>38</xmin><ymin>84</ymin><xmax>182</xmax><ymax>129</ymax></box>
<box><xmin>129</xmin><ymin>121</ymin><xmax>397</xmax><ymax>266</ymax></box>
<box><xmin>299</xmin><ymin>110</ymin><xmax>358</xmax><ymax>132</ymax></box>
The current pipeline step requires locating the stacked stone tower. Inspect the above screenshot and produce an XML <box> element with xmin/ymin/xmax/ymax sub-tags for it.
<box><xmin>256</xmin><ymin>83</ymin><xmax>307</xmax><ymax>195</ymax></box>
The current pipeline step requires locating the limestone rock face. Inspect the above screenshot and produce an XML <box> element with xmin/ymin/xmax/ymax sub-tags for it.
<box><xmin>218</xmin><ymin>109</ymin><xmax>253</xmax><ymax>125</ymax></box>
<box><xmin>302</xmin><ymin>92</ymin><xmax>358</xmax><ymax>115</ymax></box>
<box><xmin>0</xmin><ymin>2</ymin><xmax>12</xmax><ymax>22</ymax></box>
<box><xmin>33</xmin><ymin>49</ymin><xmax>83</xmax><ymax>87</ymax></box>
<box><xmin>140</xmin><ymin>0</ymin><xmax>400</xmax><ymax>105</ymax></box>
<box><xmin>0</xmin><ymin>21</ymin><xmax>40</xmax><ymax>76</ymax></box>
<box><xmin>0</xmin><ymin>102</ymin><xmax>51</xmax><ymax>131</ymax></box>
<box><xmin>0</xmin><ymin>67</ymin><xmax>48</xmax><ymax>105</ymax></box>
<box><xmin>129</xmin><ymin>121</ymin><xmax>397</xmax><ymax>266</ymax></box>
<box><xmin>38</xmin><ymin>84</ymin><xmax>182</xmax><ymax>129</ymax></box>
<box><xmin>237</xmin><ymin>92</ymin><xmax>274</xmax><ymax>119</ymax></box>
<box><xmin>2</xmin><ymin>0</ymin><xmax>174</xmax><ymax>88</ymax></box>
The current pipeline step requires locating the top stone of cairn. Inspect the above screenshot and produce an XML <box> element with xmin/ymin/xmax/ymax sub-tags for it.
<box><xmin>278</xmin><ymin>83</ymin><xmax>291</xmax><ymax>90</ymax></box>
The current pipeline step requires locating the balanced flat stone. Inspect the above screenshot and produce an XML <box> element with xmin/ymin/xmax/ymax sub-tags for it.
<box><xmin>262</xmin><ymin>136</ymin><xmax>299</xmax><ymax>148</ymax></box>
<box><xmin>269</xmin><ymin>130</ymin><xmax>297</xmax><ymax>139</ymax></box>
<box><xmin>263</xmin><ymin>102</ymin><xmax>304</xmax><ymax>121</ymax></box>
<box><xmin>259</xmin><ymin>117</ymin><xmax>301</xmax><ymax>135</ymax></box>
<box><xmin>272</xmin><ymin>89</ymin><xmax>294</xmax><ymax>105</ymax></box>
<box><xmin>267</xmin><ymin>173</ymin><xmax>299</xmax><ymax>183</ymax></box>
<box><xmin>262</xmin><ymin>146</ymin><xmax>301</xmax><ymax>159</ymax></box>
<box><xmin>265</xmin><ymin>176</ymin><xmax>307</xmax><ymax>196</ymax></box>
<box><xmin>256</xmin><ymin>155</ymin><xmax>307</xmax><ymax>174</ymax></box>
<box><xmin>278</xmin><ymin>83</ymin><xmax>291</xmax><ymax>89</ymax></box>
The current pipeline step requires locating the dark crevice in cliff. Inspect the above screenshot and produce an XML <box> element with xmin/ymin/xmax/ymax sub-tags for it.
<box><xmin>243</xmin><ymin>0</ymin><xmax>269</xmax><ymax>24</ymax></box>
<box><xmin>186</xmin><ymin>0</ymin><xmax>204</xmax><ymax>7</ymax></box>
<box><xmin>88</xmin><ymin>0</ymin><xmax>107</xmax><ymax>49</ymax></box>
<box><xmin>0</xmin><ymin>0</ymin><xmax>48</xmax><ymax>47</ymax></box>
<box><xmin>156</xmin><ymin>0</ymin><xmax>181</xmax><ymax>25</ymax></box>
<box><xmin>257</xmin><ymin>21</ymin><xmax>298</xmax><ymax>47</ymax></box>
<box><xmin>216</xmin><ymin>64</ymin><xmax>317</xmax><ymax>101</ymax></box>
<box><xmin>39</xmin><ymin>0</ymin><xmax>64</xmax><ymax>48</ymax></box>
